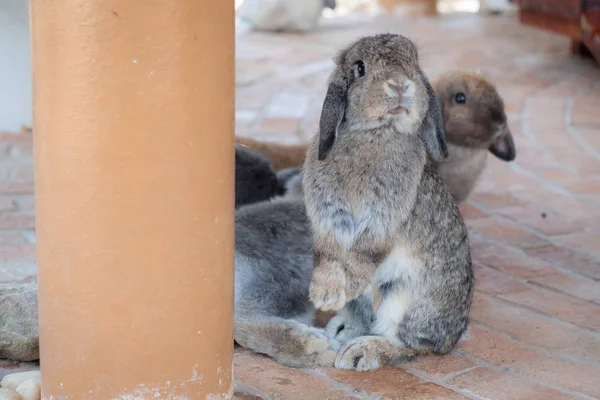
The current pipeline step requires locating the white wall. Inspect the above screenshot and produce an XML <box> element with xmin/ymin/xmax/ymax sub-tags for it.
<box><xmin>0</xmin><ymin>0</ymin><xmax>32</xmax><ymax>132</ymax></box>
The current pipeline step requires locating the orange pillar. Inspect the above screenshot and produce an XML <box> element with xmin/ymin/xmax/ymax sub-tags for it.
<box><xmin>31</xmin><ymin>1</ymin><xmax>234</xmax><ymax>399</ymax></box>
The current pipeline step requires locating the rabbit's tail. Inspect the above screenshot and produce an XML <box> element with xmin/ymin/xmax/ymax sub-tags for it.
<box><xmin>234</xmin><ymin>315</ymin><xmax>338</xmax><ymax>368</ymax></box>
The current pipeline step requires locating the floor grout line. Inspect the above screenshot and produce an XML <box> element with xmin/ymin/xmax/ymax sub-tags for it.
<box><xmin>302</xmin><ymin>368</ymin><xmax>380</xmax><ymax>400</ymax></box>
<box><xmin>466</xmin><ymin>318</ymin><xmax>600</xmax><ymax>369</ymax></box>
<box><xmin>455</xmin><ymin>350</ymin><xmax>596</xmax><ymax>400</ymax></box>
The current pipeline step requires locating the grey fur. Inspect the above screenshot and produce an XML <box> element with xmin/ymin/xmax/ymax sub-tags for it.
<box><xmin>277</xmin><ymin>167</ymin><xmax>304</xmax><ymax>199</ymax></box>
<box><xmin>233</xmin><ymin>195</ymin><xmax>339</xmax><ymax>368</ymax></box>
<box><xmin>303</xmin><ymin>34</ymin><xmax>473</xmax><ymax>371</ymax></box>
<box><xmin>235</xmin><ymin>145</ymin><xmax>284</xmax><ymax>208</ymax></box>
<box><xmin>276</xmin><ymin>167</ymin><xmax>303</xmax><ymax>193</ymax></box>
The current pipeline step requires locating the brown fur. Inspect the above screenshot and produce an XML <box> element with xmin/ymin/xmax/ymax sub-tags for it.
<box><xmin>433</xmin><ymin>70</ymin><xmax>513</xmax><ymax>152</ymax></box>
<box><xmin>235</xmin><ymin>136</ymin><xmax>309</xmax><ymax>171</ymax></box>
<box><xmin>303</xmin><ymin>34</ymin><xmax>472</xmax><ymax>371</ymax></box>
<box><xmin>433</xmin><ymin>70</ymin><xmax>515</xmax><ymax>203</ymax></box>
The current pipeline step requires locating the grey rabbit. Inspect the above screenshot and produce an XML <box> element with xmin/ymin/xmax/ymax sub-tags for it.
<box><xmin>0</xmin><ymin>187</ymin><xmax>337</xmax><ymax>368</ymax></box>
<box><xmin>235</xmin><ymin>149</ymin><xmax>336</xmax><ymax>367</ymax></box>
<box><xmin>233</xmin><ymin>186</ymin><xmax>339</xmax><ymax>368</ymax></box>
<box><xmin>302</xmin><ymin>34</ymin><xmax>473</xmax><ymax>370</ymax></box>
<box><xmin>235</xmin><ymin>145</ymin><xmax>285</xmax><ymax>208</ymax></box>
<box><xmin>0</xmin><ymin>156</ymin><xmax>315</xmax><ymax>368</ymax></box>
<box><xmin>434</xmin><ymin>70</ymin><xmax>516</xmax><ymax>203</ymax></box>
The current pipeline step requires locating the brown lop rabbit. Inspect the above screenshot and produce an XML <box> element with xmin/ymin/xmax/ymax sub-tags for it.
<box><xmin>433</xmin><ymin>70</ymin><xmax>516</xmax><ymax>203</ymax></box>
<box><xmin>302</xmin><ymin>34</ymin><xmax>473</xmax><ymax>371</ymax></box>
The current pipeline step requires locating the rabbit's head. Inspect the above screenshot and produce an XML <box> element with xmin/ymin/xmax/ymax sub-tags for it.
<box><xmin>318</xmin><ymin>33</ymin><xmax>447</xmax><ymax>162</ymax></box>
<box><xmin>434</xmin><ymin>70</ymin><xmax>516</xmax><ymax>161</ymax></box>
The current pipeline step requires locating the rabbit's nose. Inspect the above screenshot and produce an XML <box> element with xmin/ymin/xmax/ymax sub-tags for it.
<box><xmin>385</xmin><ymin>80</ymin><xmax>404</xmax><ymax>97</ymax></box>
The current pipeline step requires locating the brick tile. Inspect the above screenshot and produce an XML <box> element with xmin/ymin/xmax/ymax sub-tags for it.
<box><xmin>466</xmin><ymin>217</ymin><xmax>550</xmax><ymax>249</ymax></box>
<box><xmin>511</xmin><ymin>356</ymin><xmax>600</xmax><ymax>398</ymax></box>
<box><xmin>473</xmin><ymin>264</ymin><xmax>529</xmax><ymax>296</ymax></box>
<box><xmin>458</xmin><ymin>324</ymin><xmax>540</xmax><ymax>366</ymax></box>
<box><xmin>264</xmin><ymin>92</ymin><xmax>312</xmax><ymax>119</ymax></box>
<box><xmin>255</xmin><ymin>118</ymin><xmax>300</xmax><ymax>136</ymax></box>
<box><xmin>541</xmin><ymin>168</ymin><xmax>578</xmax><ymax>185</ymax></box>
<box><xmin>571</xmin><ymin>87</ymin><xmax>600</xmax><ymax>127</ymax></box>
<box><xmin>404</xmin><ymin>353</ymin><xmax>477</xmax><ymax>381</ymax></box>
<box><xmin>7</xmin><ymin>142</ymin><xmax>33</xmax><ymax>157</ymax></box>
<box><xmin>234</xmin><ymin>354</ymin><xmax>352</xmax><ymax>399</ymax></box>
<box><xmin>538</xmin><ymin>194</ymin><xmax>600</xmax><ymax>220</ymax></box>
<box><xmin>470</xmin><ymin>239</ymin><xmax>600</xmax><ymax>302</ymax></box>
<box><xmin>526</xmin><ymin>245</ymin><xmax>600</xmax><ymax>280</ymax></box>
<box><xmin>0</xmin><ymin>245</ymin><xmax>36</xmax><ymax>264</ymax></box>
<box><xmin>449</xmin><ymin>368</ymin><xmax>576</xmax><ymax>400</ymax></box>
<box><xmin>542</xmin><ymin>74</ymin><xmax>598</xmax><ymax>98</ymax></box>
<box><xmin>0</xmin><ymin>197</ymin><xmax>15</xmax><ymax>212</ymax></box>
<box><xmin>498</xmin><ymin>288</ymin><xmax>600</xmax><ymax>331</ymax></box>
<box><xmin>470</xmin><ymin>240</ymin><xmax>556</xmax><ymax>280</ymax></box>
<box><xmin>528</xmin><ymin>98</ymin><xmax>566</xmax><ymax>131</ymax></box>
<box><xmin>495</xmin><ymin>206</ymin><xmax>583</xmax><ymax>236</ymax></box>
<box><xmin>0</xmin><ymin>181</ymin><xmax>34</xmax><ymax>195</ymax></box>
<box><xmin>13</xmin><ymin>196</ymin><xmax>35</xmax><ymax>212</ymax></box>
<box><xmin>0</xmin><ymin>133</ymin><xmax>32</xmax><ymax>145</ymax></box>
<box><xmin>577</xmin><ymin>127</ymin><xmax>600</xmax><ymax>155</ymax></box>
<box><xmin>0</xmin><ymin>214</ymin><xmax>35</xmax><ymax>230</ymax></box>
<box><xmin>567</xmin><ymin>179</ymin><xmax>600</xmax><ymax>194</ymax></box>
<box><xmin>469</xmin><ymin>192</ymin><xmax>526</xmax><ymax>209</ymax></box>
<box><xmin>324</xmin><ymin>366</ymin><xmax>467</xmax><ymax>400</ymax></box>
<box><xmin>480</xmin><ymin>170</ymin><xmax>536</xmax><ymax>192</ymax></box>
<box><xmin>470</xmin><ymin>294</ymin><xmax>600</xmax><ymax>363</ymax></box>
<box><xmin>576</xmin><ymin>214</ymin><xmax>600</xmax><ymax>231</ymax></box>
<box><xmin>0</xmin><ymin>232</ymin><xmax>27</xmax><ymax>245</ymax></box>
<box><xmin>533</xmin><ymin>271</ymin><xmax>600</xmax><ymax>304</ymax></box>
<box><xmin>552</xmin><ymin>231</ymin><xmax>600</xmax><ymax>256</ymax></box>
<box><xmin>10</xmin><ymin>166</ymin><xmax>34</xmax><ymax>182</ymax></box>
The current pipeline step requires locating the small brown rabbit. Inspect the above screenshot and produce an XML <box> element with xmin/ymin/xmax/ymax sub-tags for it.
<box><xmin>235</xmin><ymin>136</ymin><xmax>309</xmax><ymax>171</ymax></box>
<box><xmin>303</xmin><ymin>34</ymin><xmax>472</xmax><ymax>370</ymax></box>
<box><xmin>434</xmin><ymin>70</ymin><xmax>516</xmax><ymax>203</ymax></box>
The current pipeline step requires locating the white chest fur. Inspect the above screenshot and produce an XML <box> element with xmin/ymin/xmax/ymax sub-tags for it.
<box><xmin>370</xmin><ymin>245</ymin><xmax>423</xmax><ymax>344</ymax></box>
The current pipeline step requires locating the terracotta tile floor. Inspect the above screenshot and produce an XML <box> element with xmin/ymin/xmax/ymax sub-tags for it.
<box><xmin>2</xmin><ymin>10</ymin><xmax>600</xmax><ymax>400</ymax></box>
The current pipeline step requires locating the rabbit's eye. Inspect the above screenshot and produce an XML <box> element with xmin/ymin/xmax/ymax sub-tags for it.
<box><xmin>455</xmin><ymin>93</ymin><xmax>466</xmax><ymax>104</ymax></box>
<box><xmin>353</xmin><ymin>61</ymin><xmax>366</xmax><ymax>78</ymax></box>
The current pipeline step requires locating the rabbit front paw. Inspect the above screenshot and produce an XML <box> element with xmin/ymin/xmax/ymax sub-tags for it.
<box><xmin>335</xmin><ymin>336</ymin><xmax>384</xmax><ymax>371</ymax></box>
<box><xmin>344</xmin><ymin>268</ymin><xmax>373</xmax><ymax>301</ymax></box>
<box><xmin>298</xmin><ymin>326</ymin><xmax>341</xmax><ymax>366</ymax></box>
<box><xmin>275</xmin><ymin>323</ymin><xmax>341</xmax><ymax>368</ymax></box>
<box><xmin>310</xmin><ymin>265</ymin><xmax>347</xmax><ymax>312</ymax></box>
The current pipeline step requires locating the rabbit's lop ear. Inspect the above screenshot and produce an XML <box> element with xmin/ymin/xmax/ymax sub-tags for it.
<box><xmin>489</xmin><ymin>127</ymin><xmax>516</xmax><ymax>161</ymax></box>
<box><xmin>318</xmin><ymin>74</ymin><xmax>347</xmax><ymax>161</ymax></box>
<box><xmin>421</xmin><ymin>79</ymin><xmax>448</xmax><ymax>161</ymax></box>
